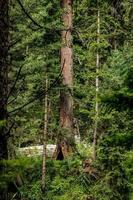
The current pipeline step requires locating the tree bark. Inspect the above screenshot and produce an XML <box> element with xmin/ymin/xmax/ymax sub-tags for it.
<box><xmin>41</xmin><ymin>75</ymin><xmax>48</xmax><ymax>192</ymax></box>
<box><xmin>60</xmin><ymin>0</ymin><xmax>73</xmax><ymax>133</ymax></box>
<box><xmin>0</xmin><ymin>0</ymin><xmax>9</xmax><ymax>160</ymax></box>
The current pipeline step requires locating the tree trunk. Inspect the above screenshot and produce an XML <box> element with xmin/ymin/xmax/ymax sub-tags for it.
<box><xmin>41</xmin><ymin>75</ymin><xmax>48</xmax><ymax>192</ymax></box>
<box><xmin>0</xmin><ymin>0</ymin><xmax>9</xmax><ymax>160</ymax></box>
<box><xmin>60</xmin><ymin>0</ymin><xmax>73</xmax><ymax>135</ymax></box>
<box><xmin>93</xmin><ymin>3</ymin><xmax>100</xmax><ymax>161</ymax></box>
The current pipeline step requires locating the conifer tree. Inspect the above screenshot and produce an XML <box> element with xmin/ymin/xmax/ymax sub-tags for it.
<box><xmin>0</xmin><ymin>0</ymin><xmax>9</xmax><ymax>160</ymax></box>
<box><xmin>93</xmin><ymin>1</ymin><xmax>100</xmax><ymax>160</ymax></box>
<box><xmin>60</xmin><ymin>0</ymin><xmax>73</xmax><ymax>154</ymax></box>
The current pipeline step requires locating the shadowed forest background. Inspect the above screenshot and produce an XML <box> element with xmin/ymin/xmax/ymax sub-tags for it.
<box><xmin>0</xmin><ymin>0</ymin><xmax>133</xmax><ymax>199</ymax></box>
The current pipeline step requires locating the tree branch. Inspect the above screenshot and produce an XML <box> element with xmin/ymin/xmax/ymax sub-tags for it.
<box><xmin>7</xmin><ymin>65</ymin><xmax>23</xmax><ymax>100</ymax></box>
<box><xmin>9</xmin><ymin>38</ymin><xmax>22</xmax><ymax>48</ymax></box>
<box><xmin>8</xmin><ymin>97</ymin><xmax>17</xmax><ymax>105</ymax></box>
<box><xmin>8</xmin><ymin>60</ymin><xmax>66</xmax><ymax>115</ymax></box>
<box><xmin>5</xmin><ymin>121</ymin><xmax>16</xmax><ymax>137</ymax></box>
<box><xmin>16</xmin><ymin>0</ymin><xmax>44</xmax><ymax>29</ymax></box>
<box><xmin>74</xmin><ymin>29</ymin><xmax>87</xmax><ymax>47</ymax></box>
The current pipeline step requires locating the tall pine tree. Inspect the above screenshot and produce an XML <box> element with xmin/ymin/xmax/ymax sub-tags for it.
<box><xmin>0</xmin><ymin>0</ymin><xmax>9</xmax><ymax>160</ymax></box>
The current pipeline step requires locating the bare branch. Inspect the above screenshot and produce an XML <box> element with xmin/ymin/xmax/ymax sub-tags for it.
<box><xmin>7</xmin><ymin>65</ymin><xmax>23</xmax><ymax>100</ymax></box>
<box><xmin>8</xmin><ymin>60</ymin><xmax>66</xmax><ymax>115</ymax></box>
<box><xmin>16</xmin><ymin>0</ymin><xmax>44</xmax><ymax>29</ymax></box>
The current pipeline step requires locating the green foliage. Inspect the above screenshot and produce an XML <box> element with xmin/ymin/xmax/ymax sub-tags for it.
<box><xmin>0</xmin><ymin>157</ymin><xmax>85</xmax><ymax>200</ymax></box>
<box><xmin>124</xmin><ymin>151</ymin><xmax>133</xmax><ymax>200</ymax></box>
<box><xmin>20</xmin><ymin>181</ymin><xmax>42</xmax><ymax>200</ymax></box>
<box><xmin>1</xmin><ymin>153</ymin><xmax>132</xmax><ymax>200</ymax></box>
<box><xmin>0</xmin><ymin>120</ymin><xmax>7</xmax><ymax>131</ymax></box>
<box><xmin>0</xmin><ymin>158</ymin><xmax>41</xmax><ymax>192</ymax></box>
<box><xmin>1</xmin><ymin>0</ymin><xmax>132</xmax><ymax>199</ymax></box>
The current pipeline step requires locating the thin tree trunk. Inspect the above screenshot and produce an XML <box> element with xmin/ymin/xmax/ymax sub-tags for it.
<box><xmin>60</xmin><ymin>0</ymin><xmax>73</xmax><ymax>135</ymax></box>
<box><xmin>74</xmin><ymin>118</ymin><xmax>80</xmax><ymax>144</ymax></box>
<box><xmin>41</xmin><ymin>75</ymin><xmax>48</xmax><ymax>192</ymax></box>
<box><xmin>0</xmin><ymin>0</ymin><xmax>9</xmax><ymax>160</ymax></box>
<box><xmin>93</xmin><ymin>3</ymin><xmax>100</xmax><ymax>161</ymax></box>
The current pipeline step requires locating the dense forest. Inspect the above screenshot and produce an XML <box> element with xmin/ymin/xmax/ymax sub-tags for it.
<box><xmin>0</xmin><ymin>0</ymin><xmax>133</xmax><ymax>199</ymax></box>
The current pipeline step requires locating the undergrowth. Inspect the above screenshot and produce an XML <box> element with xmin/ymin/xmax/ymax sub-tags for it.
<box><xmin>0</xmin><ymin>151</ymin><xmax>132</xmax><ymax>200</ymax></box>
